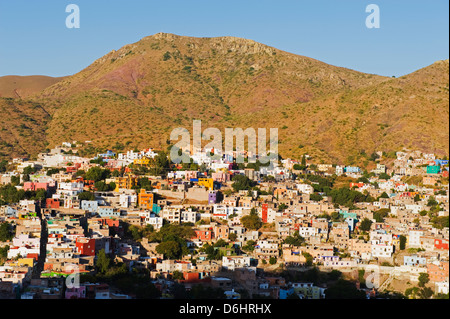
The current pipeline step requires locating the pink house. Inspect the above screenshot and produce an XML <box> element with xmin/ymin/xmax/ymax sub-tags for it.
<box><xmin>23</xmin><ymin>182</ymin><xmax>49</xmax><ymax>192</ymax></box>
<box><xmin>211</xmin><ymin>172</ymin><xmax>231</xmax><ymax>183</ymax></box>
<box><xmin>185</xmin><ymin>171</ymin><xmax>198</xmax><ymax>181</ymax></box>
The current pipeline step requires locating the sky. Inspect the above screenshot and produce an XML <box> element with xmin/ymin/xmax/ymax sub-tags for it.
<box><xmin>0</xmin><ymin>0</ymin><xmax>448</xmax><ymax>77</ymax></box>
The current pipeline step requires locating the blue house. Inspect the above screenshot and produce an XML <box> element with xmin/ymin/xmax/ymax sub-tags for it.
<box><xmin>152</xmin><ymin>204</ymin><xmax>161</xmax><ymax>215</ymax></box>
<box><xmin>279</xmin><ymin>287</ymin><xmax>295</xmax><ymax>299</ymax></box>
<box><xmin>434</xmin><ymin>159</ymin><xmax>449</xmax><ymax>166</ymax></box>
<box><xmin>98</xmin><ymin>207</ymin><xmax>120</xmax><ymax>218</ymax></box>
<box><xmin>95</xmin><ymin>150</ymin><xmax>116</xmax><ymax>163</ymax></box>
<box><xmin>404</xmin><ymin>255</ymin><xmax>427</xmax><ymax>267</ymax></box>
<box><xmin>344</xmin><ymin>166</ymin><xmax>361</xmax><ymax>174</ymax></box>
<box><xmin>81</xmin><ymin>200</ymin><xmax>98</xmax><ymax>213</ymax></box>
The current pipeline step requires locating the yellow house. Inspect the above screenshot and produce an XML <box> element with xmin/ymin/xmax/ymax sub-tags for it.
<box><xmin>115</xmin><ymin>175</ymin><xmax>138</xmax><ymax>191</ymax></box>
<box><xmin>134</xmin><ymin>157</ymin><xmax>152</xmax><ymax>167</ymax></box>
<box><xmin>11</xmin><ymin>258</ymin><xmax>35</xmax><ymax>267</ymax></box>
<box><xmin>198</xmin><ymin>178</ymin><xmax>214</xmax><ymax>191</ymax></box>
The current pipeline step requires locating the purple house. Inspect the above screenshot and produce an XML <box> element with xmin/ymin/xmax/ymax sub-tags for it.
<box><xmin>65</xmin><ymin>285</ymin><xmax>86</xmax><ymax>299</ymax></box>
<box><xmin>208</xmin><ymin>191</ymin><xmax>223</xmax><ymax>205</ymax></box>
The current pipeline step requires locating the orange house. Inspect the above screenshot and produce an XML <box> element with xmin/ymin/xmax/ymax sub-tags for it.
<box><xmin>138</xmin><ymin>189</ymin><xmax>154</xmax><ymax>210</ymax></box>
<box><xmin>193</xmin><ymin>230</ymin><xmax>213</xmax><ymax>241</ymax></box>
<box><xmin>427</xmin><ymin>261</ymin><xmax>449</xmax><ymax>282</ymax></box>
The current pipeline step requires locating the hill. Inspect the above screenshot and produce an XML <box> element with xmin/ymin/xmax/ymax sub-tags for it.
<box><xmin>0</xmin><ymin>98</ymin><xmax>51</xmax><ymax>160</ymax></box>
<box><xmin>2</xmin><ymin>33</ymin><xmax>448</xmax><ymax>164</ymax></box>
<box><xmin>0</xmin><ymin>75</ymin><xmax>65</xmax><ymax>99</ymax></box>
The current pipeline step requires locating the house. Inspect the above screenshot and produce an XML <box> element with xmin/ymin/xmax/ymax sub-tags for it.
<box><xmin>138</xmin><ymin>189</ymin><xmax>154</xmax><ymax>210</ymax></box>
<box><xmin>426</xmin><ymin>166</ymin><xmax>440</xmax><ymax>174</ymax></box>
<box><xmin>427</xmin><ymin>261</ymin><xmax>449</xmax><ymax>282</ymax></box>
<box><xmin>254</xmin><ymin>240</ymin><xmax>278</xmax><ymax>260</ymax></box>
<box><xmin>208</xmin><ymin>191</ymin><xmax>223</xmax><ymax>205</ymax></box>
<box><xmin>408</xmin><ymin>230</ymin><xmax>424</xmax><ymax>248</ymax></box>
<box><xmin>114</xmin><ymin>175</ymin><xmax>138</xmax><ymax>191</ymax></box>
<box><xmin>98</xmin><ymin>207</ymin><xmax>120</xmax><ymax>218</ymax></box>
<box><xmin>221</xmin><ymin>256</ymin><xmax>252</xmax><ymax>271</ymax></box>
<box><xmin>434</xmin><ymin>238</ymin><xmax>449</xmax><ymax>250</ymax></box>
<box><xmin>435</xmin><ymin>281</ymin><xmax>449</xmax><ymax>295</ymax></box>
<box><xmin>75</xmin><ymin>237</ymin><xmax>96</xmax><ymax>256</ymax></box>
<box><xmin>404</xmin><ymin>255</ymin><xmax>427</xmax><ymax>267</ymax></box>
<box><xmin>193</xmin><ymin>229</ymin><xmax>213</xmax><ymax>242</ymax></box>
<box><xmin>65</xmin><ymin>286</ymin><xmax>86</xmax><ymax>299</ymax></box>
<box><xmin>213</xmin><ymin>224</ymin><xmax>230</xmax><ymax>240</ymax></box>
<box><xmin>211</xmin><ymin>172</ymin><xmax>230</xmax><ymax>183</ymax></box>
<box><xmin>0</xmin><ymin>266</ymin><xmax>32</xmax><ymax>287</ymax></box>
<box><xmin>198</xmin><ymin>178</ymin><xmax>214</xmax><ymax>191</ymax></box>
<box><xmin>80</xmin><ymin>200</ymin><xmax>98</xmax><ymax>214</ymax></box>
<box><xmin>292</xmin><ymin>282</ymin><xmax>326</xmax><ymax>299</ymax></box>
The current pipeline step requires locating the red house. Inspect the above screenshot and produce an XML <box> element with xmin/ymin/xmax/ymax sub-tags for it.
<box><xmin>434</xmin><ymin>239</ymin><xmax>449</xmax><ymax>250</ymax></box>
<box><xmin>193</xmin><ymin>230</ymin><xmax>213</xmax><ymax>241</ymax></box>
<box><xmin>76</xmin><ymin>238</ymin><xmax>96</xmax><ymax>256</ymax></box>
<box><xmin>262</xmin><ymin>204</ymin><xmax>268</xmax><ymax>223</ymax></box>
<box><xmin>26</xmin><ymin>253</ymin><xmax>39</xmax><ymax>261</ymax></box>
<box><xmin>45</xmin><ymin>198</ymin><xmax>60</xmax><ymax>209</ymax></box>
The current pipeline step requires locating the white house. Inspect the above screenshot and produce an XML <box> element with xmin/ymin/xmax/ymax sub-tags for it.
<box><xmin>222</xmin><ymin>256</ymin><xmax>252</xmax><ymax>271</ymax></box>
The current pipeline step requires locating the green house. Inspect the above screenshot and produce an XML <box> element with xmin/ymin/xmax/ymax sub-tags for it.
<box><xmin>427</xmin><ymin>165</ymin><xmax>440</xmax><ymax>174</ymax></box>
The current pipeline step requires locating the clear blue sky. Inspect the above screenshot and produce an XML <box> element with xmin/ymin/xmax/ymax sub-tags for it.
<box><xmin>0</xmin><ymin>0</ymin><xmax>448</xmax><ymax>77</ymax></box>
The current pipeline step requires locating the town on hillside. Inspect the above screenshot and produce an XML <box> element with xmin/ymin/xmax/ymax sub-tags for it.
<box><xmin>0</xmin><ymin>142</ymin><xmax>448</xmax><ymax>300</ymax></box>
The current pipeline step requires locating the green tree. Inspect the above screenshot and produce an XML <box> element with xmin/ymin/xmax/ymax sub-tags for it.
<box><xmin>269</xmin><ymin>256</ymin><xmax>277</xmax><ymax>265</ymax></box>
<box><xmin>242</xmin><ymin>240</ymin><xmax>256</xmax><ymax>252</ymax></box>
<box><xmin>399</xmin><ymin>235</ymin><xmax>407</xmax><ymax>250</ymax></box>
<box><xmin>240</xmin><ymin>211</ymin><xmax>262</xmax><ymax>230</ymax></box>
<box><xmin>405</xmin><ymin>287</ymin><xmax>420</xmax><ymax>299</ymax></box>
<box><xmin>431</xmin><ymin>216</ymin><xmax>449</xmax><ymax>229</ymax></box>
<box><xmin>23</xmin><ymin>165</ymin><xmax>36</xmax><ymax>175</ymax></box>
<box><xmin>228</xmin><ymin>233</ymin><xmax>237</xmax><ymax>241</ymax></box>
<box><xmin>379</xmin><ymin>192</ymin><xmax>389</xmax><ymax>199</ymax></box>
<box><xmin>359</xmin><ymin>218</ymin><xmax>373</xmax><ymax>232</ymax></box>
<box><xmin>302</xmin><ymin>252</ymin><xmax>313</xmax><ymax>266</ymax></box>
<box><xmin>231</xmin><ymin>175</ymin><xmax>255</xmax><ymax>192</ymax></box>
<box><xmin>156</xmin><ymin>241</ymin><xmax>182</xmax><ymax>259</ymax></box>
<box><xmin>418</xmin><ymin>287</ymin><xmax>433</xmax><ymax>299</ymax></box>
<box><xmin>310</xmin><ymin>193</ymin><xmax>323</xmax><ymax>202</ymax></box>
<box><xmin>85</xmin><ymin>166</ymin><xmax>110</xmax><ymax>182</ymax></box>
<box><xmin>283</xmin><ymin>231</ymin><xmax>305</xmax><ymax>247</ymax></box>
<box><xmin>0</xmin><ymin>245</ymin><xmax>9</xmax><ymax>264</ymax></box>
<box><xmin>96</xmin><ymin>249</ymin><xmax>110</xmax><ymax>274</ymax></box>
<box><xmin>0</xmin><ymin>222</ymin><xmax>13</xmax><ymax>242</ymax></box>
<box><xmin>78</xmin><ymin>191</ymin><xmax>95</xmax><ymax>201</ymax></box>
<box><xmin>325</xmin><ymin>279</ymin><xmax>366</xmax><ymax>299</ymax></box>
<box><xmin>172</xmin><ymin>270</ymin><xmax>184</xmax><ymax>280</ymax></box>
<box><xmin>427</xmin><ymin>196</ymin><xmax>438</xmax><ymax>207</ymax></box>
<box><xmin>151</xmin><ymin>151</ymin><xmax>170</xmax><ymax>177</ymax></box>
<box><xmin>0</xmin><ymin>160</ymin><xmax>8</xmax><ymax>173</ymax></box>
<box><xmin>418</xmin><ymin>273</ymin><xmax>430</xmax><ymax>287</ymax></box>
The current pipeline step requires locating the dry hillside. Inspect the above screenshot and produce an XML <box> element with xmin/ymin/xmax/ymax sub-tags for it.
<box><xmin>1</xmin><ymin>33</ymin><xmax>448</xmax><ymax>163</ymax></box>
